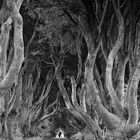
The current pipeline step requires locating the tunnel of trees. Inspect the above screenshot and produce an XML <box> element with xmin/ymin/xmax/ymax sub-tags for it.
<box><xmin>0</xmin><ymin>0</ymin><xmax>140</xmax><ymax>140</ymax></box>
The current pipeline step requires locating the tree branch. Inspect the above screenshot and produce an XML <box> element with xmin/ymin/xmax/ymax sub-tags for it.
<box><xmin>127</xmin><ymin>34</ymin><xmax>140</xmax><ymax>124</ymax></box>
<box><xmin>105</xmin><ymin>0</ymin><xmax>124</xmax><ymax>115</ymax></box>
<box><xmin>63</xmin><ymin>9</ymin><xmax>78</xmax><ymax>25</ymax></box>
<box><xmin>71</xmin><ymin>77</ymin><xmax>102</xmax><ymax>138</ymax></box>
<box><xmin>76</xmin><ymin>33</ymin><xmax>82</xmax><ymax>84</ymax></box>
<box><xmin>0</xmin><ymin>0</ymin><xmax>24</xmax><ymax>97</ymax></box>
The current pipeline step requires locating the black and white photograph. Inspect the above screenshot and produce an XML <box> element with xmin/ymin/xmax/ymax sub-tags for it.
<box><xmin>0</xmin><ymin>0</ymin><xmax>140</xmax><ymax>140</ymax></box>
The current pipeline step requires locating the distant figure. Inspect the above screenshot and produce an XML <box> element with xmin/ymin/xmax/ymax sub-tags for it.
<box><xmin>56</xmin><ymin>129</ymin><xmax>65</xmax><ymax>138</ymax></box>
<box><xmin>58</xmin><ymin>131</ymin><xmax>62</xmax><ymax>137</ymax></box>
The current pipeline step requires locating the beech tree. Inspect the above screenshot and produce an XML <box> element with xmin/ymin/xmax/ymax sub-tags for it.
<box><xmin>0</xmin><ymin>0</ymin><xmax>140</xmax><ymax>140</ymax></box>
<box><xmin>0</xmin><ymin>0</ymin><xmax>24</xmax><ymax>139</ymax></box>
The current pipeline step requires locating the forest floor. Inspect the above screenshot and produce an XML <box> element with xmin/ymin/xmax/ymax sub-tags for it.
<box><xmin>14</xmin><ymin>136</ymin><xmax>42</xmax><ymax>140</ymax></box>
<box><xmin>14</xmin><ymin>136</ymin><xmax>69</xmax><ymax>140</ymax></box>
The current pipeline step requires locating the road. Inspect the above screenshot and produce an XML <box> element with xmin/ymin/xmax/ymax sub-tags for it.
<box><xmin>14</xmin><ymin>136</ymin><xmax>70</xmax><ymax>140</ymax></box>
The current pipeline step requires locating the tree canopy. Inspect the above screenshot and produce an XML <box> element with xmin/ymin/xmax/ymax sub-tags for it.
<box><xmin>0</xmin><ymin>0</ymin><xmax>140</xmax><ymax>140</ymax></box>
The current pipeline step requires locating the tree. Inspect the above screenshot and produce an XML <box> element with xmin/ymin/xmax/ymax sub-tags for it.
<box><xmin>1</xmin><ymin>0</ymin><xmax>140</xmax><ymax>140</ymax></box>
<box><xmin>0</xmin><ymin>0</ymin><xmax>24</xmax><ymax>139</ymax></box>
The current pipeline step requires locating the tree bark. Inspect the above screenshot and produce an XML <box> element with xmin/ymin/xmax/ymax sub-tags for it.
<box><xmin>105</xmin><ymin>2</ymin><xmax>124</xmax><ymax>117</ymax></box>
<box><xmin>71</xmin><ymin>77</ymin><xmax>103</xmax><ymax>139</ymax></box>
<box><xmin>127</xmin><ymin>60</ymin><xmax>140</xmax><ymax>125</ymax></box>
<box><xmin>0</xmin><ymin>0</ymin><xmax>24</xmax><ymax>97</ymax></box>
<box><xmin>116</xmin><ymin>54</ymin><xmax>128</xmax><ymax>107</ymax></box>
<box><xmin>79</xmin><ymin>84</ymin><xmax>87</xmax><ymax>112</ymax></box>
<box><xmin>85</xmin><ymin>52</ymin><xmax>123</xmax><ymax>131</ymax></box>
<box><xmin>0</xmin><ymin>0</ymin><xmax>24</xmax><ymax>139</ymax></box>
<box><xmin>0</xmin><ymin>18</ymin><xmax>11</xmax><ymax>81</ymax></box>
<box><xmin>55</xmin><ymin>63</ymin><xmax>85</xmax><ymax>122</ymax></box>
